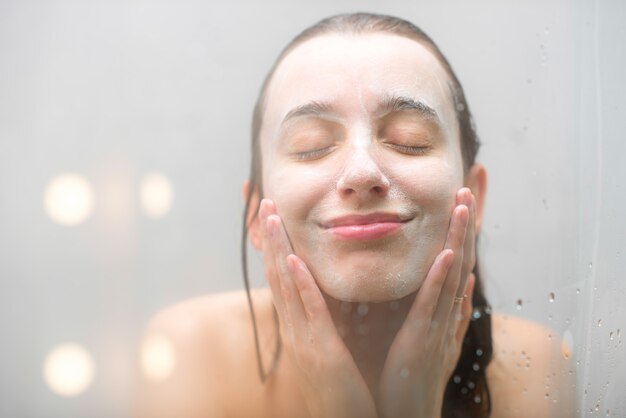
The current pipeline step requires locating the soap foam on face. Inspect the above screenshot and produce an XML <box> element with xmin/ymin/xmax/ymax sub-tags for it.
<box><xmin>261</xmin><ymin>34</ymin><xmax>464</xmax><ymax>303</ymax></box>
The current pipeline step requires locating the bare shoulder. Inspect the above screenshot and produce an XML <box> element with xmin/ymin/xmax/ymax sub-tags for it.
<box><xmin>133</xmin><ymin>288</ymin><xmax>275</xmax><ymax>418</ymax></box>
<box><xmin>486</xmin><ymin>313</ymin><xmax>576</xmax><ymax>418</ymax></box>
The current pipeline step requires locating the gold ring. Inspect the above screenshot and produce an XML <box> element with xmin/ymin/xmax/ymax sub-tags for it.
<box><xmin>454</xmin><ymin>294</ymin><xmax>468</xmax><ymax>304</ymax></box>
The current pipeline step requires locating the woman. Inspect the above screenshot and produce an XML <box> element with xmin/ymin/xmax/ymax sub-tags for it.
<box><xmin>136</xmin><ymin>13</ymin><xmax>574</xmax><ymax>418</ymax></box>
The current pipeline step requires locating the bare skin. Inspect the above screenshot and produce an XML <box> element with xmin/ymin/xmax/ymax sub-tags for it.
<box><xmin>135</xmin><ymin>32</ymin><xmax>575</xmax><ymax>418</ymax></box>
<box><xmin>256</xmin><ymin>187</ymin><xmax>475</xmax><ymax>418</ymax></box>
<box><xmin>134</xmin><ymin>192</ymin><xmax>575</xmax><ymax>417</ymax></box>
<box><xmin>134</xmin><ymin>289</ymin><xmax>575</xmax><ymax>418</ymax></box>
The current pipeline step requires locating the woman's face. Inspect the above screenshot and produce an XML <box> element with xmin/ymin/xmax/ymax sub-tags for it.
<box><xmin>259</xmin><ymin>33</ymin><xmax>465</xmax><ymax>302</ymax></box>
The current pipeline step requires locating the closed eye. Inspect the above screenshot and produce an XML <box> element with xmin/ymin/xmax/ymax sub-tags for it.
<box><xmin>293</xmin><ymin>147</ymin><xmax>333</xmax><ymax>161</ymax></box>
<box><xmin>386</xmin><ymin>143</ymin><xmax>430</xmax><ymax>155</ymax></box>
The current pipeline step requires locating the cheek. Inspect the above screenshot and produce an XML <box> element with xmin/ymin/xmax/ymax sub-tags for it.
<box><xmin>389</xmin><ymin>157</ymin><xmax>463</xmax><ymax>207</ymax></box>
<box><xmin>263</xmin><ymin>164</ymin><xmax>333</xmax><ymax>228</ymax></box>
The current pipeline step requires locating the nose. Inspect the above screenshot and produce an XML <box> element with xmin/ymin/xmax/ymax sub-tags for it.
<box><xmin>336</xmin><ymin>146</ymin><xmax>390</xmax><ymax>201</ymax></box>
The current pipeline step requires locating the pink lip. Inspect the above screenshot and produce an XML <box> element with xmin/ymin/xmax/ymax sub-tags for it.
<box><xmin>323</xmin><ymin>213</ymin><xmax>410</xmax><ymax>240</ymax></box>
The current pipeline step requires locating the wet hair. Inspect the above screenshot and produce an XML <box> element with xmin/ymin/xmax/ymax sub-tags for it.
<box><xmin>241</xmin><ymin>12</ymin><xmax>493</xmax><ymax>418</ymax></box>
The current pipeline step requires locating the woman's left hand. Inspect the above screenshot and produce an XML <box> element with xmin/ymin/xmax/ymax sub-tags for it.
<box><xmin>377</xmin><ymin>188</ymin><xmax>477</xmax><ymax>418</ymax></box>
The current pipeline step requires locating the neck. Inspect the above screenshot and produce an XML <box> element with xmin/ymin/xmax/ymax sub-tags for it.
<box><xmin>323</xmin><ymin>290</ymin><xmax>417</xmax><ymax>393</ymax></box>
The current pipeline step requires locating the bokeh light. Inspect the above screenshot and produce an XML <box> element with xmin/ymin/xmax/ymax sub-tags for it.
<box><xmin>44</xmin><ymin>173</ymin><xmax>95</xmax><ymax>226</ymax></box>
<box><xmin>140</xmin><ymin>172</ymin><xmax>174</xmax><ymax>219</ymax></box>
<box><xmin>140</xmin><ymin>334</ymin><xmax>177</xmax><ymax>382</ymax></box>
<box><xmin>43</xmin><ymin>343</ymin><xmax>95</xmax><ymax>397</ymax></box>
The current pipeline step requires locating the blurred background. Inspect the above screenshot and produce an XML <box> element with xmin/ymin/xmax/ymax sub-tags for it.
<box><xmin>0</xmin><ymin>0</ymin><xmax>624</xmax><ymax>416</ymax></box>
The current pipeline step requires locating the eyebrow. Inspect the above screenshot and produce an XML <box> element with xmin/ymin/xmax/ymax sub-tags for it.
<box><xmin>378</xmin><ymin>95</ymin><xmax>439</xmax><ymax>121</ymax></box>
<box><xmin>280</xmin><ymin>95</ymin><xmax>440</xmax><ymax>127</ymax></box>
<box><xmin>282</xmin><ymin>100</ymin><xmax>335</xmax><ymax>125</ymax></box>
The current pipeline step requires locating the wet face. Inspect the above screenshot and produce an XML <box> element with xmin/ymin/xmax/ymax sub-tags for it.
<box><xmin>260</xmin><ymin>33</ymin><xmax>464</xmax><ymax>302</ymax></box>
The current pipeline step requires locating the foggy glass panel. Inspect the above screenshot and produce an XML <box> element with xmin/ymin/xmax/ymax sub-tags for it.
<box><xmin>0</xmin><ymin>0</ymin><xmax>624</xmax><ymax>416</ymax></box>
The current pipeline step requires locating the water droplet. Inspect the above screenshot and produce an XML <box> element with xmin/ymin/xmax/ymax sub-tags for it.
<box><xmin>549</xmin><ymin>292</ymin><xmax>555</xmax><ymax>302</ymax></box>
<box><xmin>544</xmin><ymin>27</ymin><xmax>550</xmax><ymax>35</ymax></box>
<box><xmin>476</xmin><ymin>348</ymin><xmax>483</xmax><ymax>357</ymax></box>
<box><xmin>588</xmin><ymin>262</ymin><xmax>593</xmax><ymax>269</ymax></box>
<box><xmin>472</xmin><ymin>362</ymin><xmax>480</xmax><ymax>371</ymax></box>
<box><xmin>548</xmin><ymin>333</ymin><xmax>552</xmax><ymax>340</ymax></box>
<box><xmin>389</xmin><ymin>301</ymin><xmax>399</xmax><ymax>311</ymax></box>
<box><xmin>609</xmin><ymin>331</ymin><xmax>614</xmax><ymax>340</ymax></box>
<box><xmin>545</xmin><ymin>393</ymin><xmax>549</xmax><ymax>399</ymax></box>
<box><xmin>453</xmin><ymin>375</ymin><xmax>461</xmax><ymax>384</ymax></box>
<box><xmin>400</xmin><ymin>367</ymin><xmax>410</xmax><ymax>378</ymax></box>
<box><xmin>617</xmin><ymin>329</ymin><xmax>621</xmax><ymax>338</ymax></box>
<box><xmin>357</xmin><ymin>303</ymin><xmax>369</xmax><ymax>316</ymax></box>
<box><xmin>461</xmin><ymin>387</ymin><xmax>469</xmax><ymax>395</ymax></box>
<box><xmin>474</xmin><ymin>395</ymin><xmax>481</xmax><ymax>404</ymax></box>
<box><xmin>548</xmin><ymin>315</ymin><xmax>553</xmax><ymax>321</ymax></box>
<box><xmin>484</xmin><ymin>306</ymin><xmax>492</xmax><ymax>315</ymax></box>
<box><xmin>576</xmin><ymin>288</ymin><xmax>580</xmax><ymax>294</ymax></box>
<box><xmin>472</xmin><ymin>310</ymin><xmax>482</xmax><ymax>320</ymax></box>
<box><xmin>516</xmin><ymin>299</ymin><xmax>523</xmax><ymax>310</ymax></box>
<box><xmin>357</xmin><ymin>324</ymin><xmax>369</xmax><ymax>336</ymax></box>
<box><xmin>598</xmin><ymin>319</ymin><xmax>602</xmax><ymax>327</ymax></box>
<box><xmin>467</xmin><ymin>381</ymin><xmax>475</xmax><ymax>389</ymax></box>
<box><xmin>527</xmin><ymin>78</ymin><xmax>533</xmax><ymax>84</ymax></box>
<box><xmin>456</xmin><ymin>103</ymin><xmax>465</xmax><ymax>112</ymax></box>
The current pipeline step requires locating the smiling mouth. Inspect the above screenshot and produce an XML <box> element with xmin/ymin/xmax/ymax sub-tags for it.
<box><xmin>322</xmin><ymin>213</ymin><xmax>412</xmax><ymax>241</ymax></box>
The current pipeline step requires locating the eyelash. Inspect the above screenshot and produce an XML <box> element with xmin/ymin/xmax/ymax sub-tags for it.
<box><xmin>294</xmin><ymin>148</ymin><xmax>332</xmax><ymax>161</ymax></box>
<box><xmin>293</xmin><ymin>143</ymin><xmax>429</xmax><ymax>160</ymax></box>
<box><xmin>387</xmin><ymin>143</ymin><xmax>430</xmax><ymax>155</ymax></box>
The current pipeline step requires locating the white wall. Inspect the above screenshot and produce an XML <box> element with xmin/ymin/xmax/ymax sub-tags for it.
<box><xmin>0</xmin><ymin>0</ymin><xmax>623</xmax><ymax>416</ymax></box>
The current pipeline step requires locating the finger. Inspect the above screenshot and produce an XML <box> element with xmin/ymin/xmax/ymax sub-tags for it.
<box><xmin>447</xmin><ymin>189</ymin><xmax>476</xmax><ymax>328</ymax></box>
<box><xmin>267</xmin><ymin>214</ymin><xmax>307</xmax><ymax>333</ymax></box>
<box><xmin>286</xmin><ymin>254</ymin><xmax>337</xmax><ymax>340</ymax></box>
<box><xmin>432</xmin><ymin>203</ymin><xmax>468</xmax><ymax>332</ymax></box>
<box><xmin>259</xmin><ymin>199</ymin><xmax>285</xmax><ymax>315</ymax></box>
<box><xmin>458</xmin><ymin>189</ymin><xmax>476</xmax><ymax>299</ymax></box>
<box><xmin>405</xmin><ymin>249</ymin><xmax>455</xmax><ymax>334</ymax></box>
<box><xmin>389</xmin><ymin>249</ymin><xmax>454</xmax><ymax>365</ymax></box>
<box><xmin>455</xmin><ymin>273</ymin><xmax>476</xmax><ymax>345</ymax></box>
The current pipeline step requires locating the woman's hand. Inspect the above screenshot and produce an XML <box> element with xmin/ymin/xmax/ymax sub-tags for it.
<box><xmin>377</xmin><ymin>188</ymin><xmax>477</xmax><ymax>418</ymax></box>
<box><xmin>259</xmin><ymin>199</ymin><xmax>378</xmax><ymax>418</ymax></box>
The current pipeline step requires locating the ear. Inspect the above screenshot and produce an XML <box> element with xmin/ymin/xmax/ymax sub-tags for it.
<box><xmin>465</xmin><ymin>164</ymin><xmax>487</xmax><ymax>234</ymax></box>
<box><xmin>242</xmin><ymin>180</ymin><xmax>262</xmax><ymax>251</ymax></box>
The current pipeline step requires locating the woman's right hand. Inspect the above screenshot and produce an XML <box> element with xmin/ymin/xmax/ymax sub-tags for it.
<box><xmin>259</xmin><ymin>199</ymin><xmax>378</xmax><ymax>418</ymax></box>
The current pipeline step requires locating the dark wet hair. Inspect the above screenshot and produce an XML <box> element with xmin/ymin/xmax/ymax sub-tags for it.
<box><xmin>241</xmin><ymin>12</ymin><xmax>493</xmax><ymax>418</ymax></box>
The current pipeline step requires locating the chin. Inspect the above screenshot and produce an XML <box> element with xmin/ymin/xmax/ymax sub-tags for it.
<box><xmin>312</xmin><ymin>263</ymin><xmax>425</xmax><ymax>303</ymax></box>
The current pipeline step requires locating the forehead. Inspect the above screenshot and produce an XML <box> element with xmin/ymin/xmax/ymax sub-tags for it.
<box><xmin>262</xmin><ymin>33</ymin><xmax>456</xmax><ymax>132</ymax></box>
